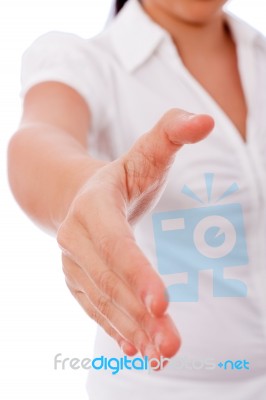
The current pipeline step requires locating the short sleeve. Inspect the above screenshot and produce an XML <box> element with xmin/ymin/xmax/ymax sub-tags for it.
<box><xmin>20</xmin><ymin>31</ymin><xmax>110</xmax><ymax>134</ymax></box>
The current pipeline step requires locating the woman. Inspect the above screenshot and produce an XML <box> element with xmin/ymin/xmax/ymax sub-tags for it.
<box><xmin>8</xmin><ymin>0</ymin><xmax>266</xmax><ymax>398</ymax></box>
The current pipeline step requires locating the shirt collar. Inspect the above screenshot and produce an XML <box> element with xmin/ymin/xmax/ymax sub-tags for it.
<box><xmin>109</xmin><ymin>0</ymin><xmax>170</xmax><ymax>72</ymax></box>
<box><xmin>109</xmin><ymin>0</ymin><xmax>264</xmax><ymax>73</ymax></box>
<box><xmin>225</xmin><ymin>11</ymin><xmax>263</xmax><ymax>48</ymax></box>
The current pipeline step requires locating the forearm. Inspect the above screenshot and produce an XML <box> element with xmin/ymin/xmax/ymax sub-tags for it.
<box><xmin>8</xmin><ymin>122</ymin><xmax>106</xmax><ymax>234</ymax></box>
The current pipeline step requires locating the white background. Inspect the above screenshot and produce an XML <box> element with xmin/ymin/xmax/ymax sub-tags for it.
<box><xmin>0</xmin><ymin>1</ymin><xmax>266</xmax><ymax>399</ymax></box>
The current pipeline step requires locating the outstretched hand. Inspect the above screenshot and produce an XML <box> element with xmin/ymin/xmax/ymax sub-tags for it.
<box><xmin>57</xmin><ymin>109</ymin><xmax>214</xmax><ymax>363</ymax></box>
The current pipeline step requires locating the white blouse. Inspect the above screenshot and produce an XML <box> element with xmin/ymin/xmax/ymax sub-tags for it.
<box><xmin>20</xmin><ymin>0</ymin><xmax>266</xmax><ymax>398</ymax></box>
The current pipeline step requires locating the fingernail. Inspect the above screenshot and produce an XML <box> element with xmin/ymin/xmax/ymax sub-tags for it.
<box><xmin>120</xmin><ymin>340</ymin><xmax>136</xmax><ymax>356</ymax></box>
<box><xmin>177</xmin><ymin>112</ymin><xmax>197</xmax><ymax>123</ymax></box>
<box><xmin>186</xmin><ymin>113</ymin><xmax>197</xmax><ymax>120</ymax></box>
<box><xmin>120</xmin><ymin>340</ymin><xmax>128</xmax><ymax>354</ymax></box>
<box><xmin>145</xmin><ymin>344</ymin><xmax>161</xmax><ymax>370</ymax></box>
<box><xmin>145</xmin><ymin>294</ymin><xmax>154</xmax><ymax>316</ymax></box>
<box><xmin>154</xmin><ymin>332</ymin><xmax>164</xmax><ymax>353</ymax></box>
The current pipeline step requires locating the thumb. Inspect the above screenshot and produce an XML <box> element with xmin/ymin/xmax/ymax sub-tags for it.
<box><xmin>120</xmin><ymin>108</ymin><xmax>214</xmax><ymax>205</ymax></box>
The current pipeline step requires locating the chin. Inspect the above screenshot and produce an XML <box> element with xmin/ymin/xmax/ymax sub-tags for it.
<box><xmin>171</xmin><ymin>0</ymin><xmax>227</xmax><ymax>25</ymax></box>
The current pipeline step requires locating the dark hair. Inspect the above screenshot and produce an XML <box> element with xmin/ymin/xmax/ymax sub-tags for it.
<box><xmin>115</xmin><ymin>0</ymin><xmax>129</xmax><ymax>14</ymax></box>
